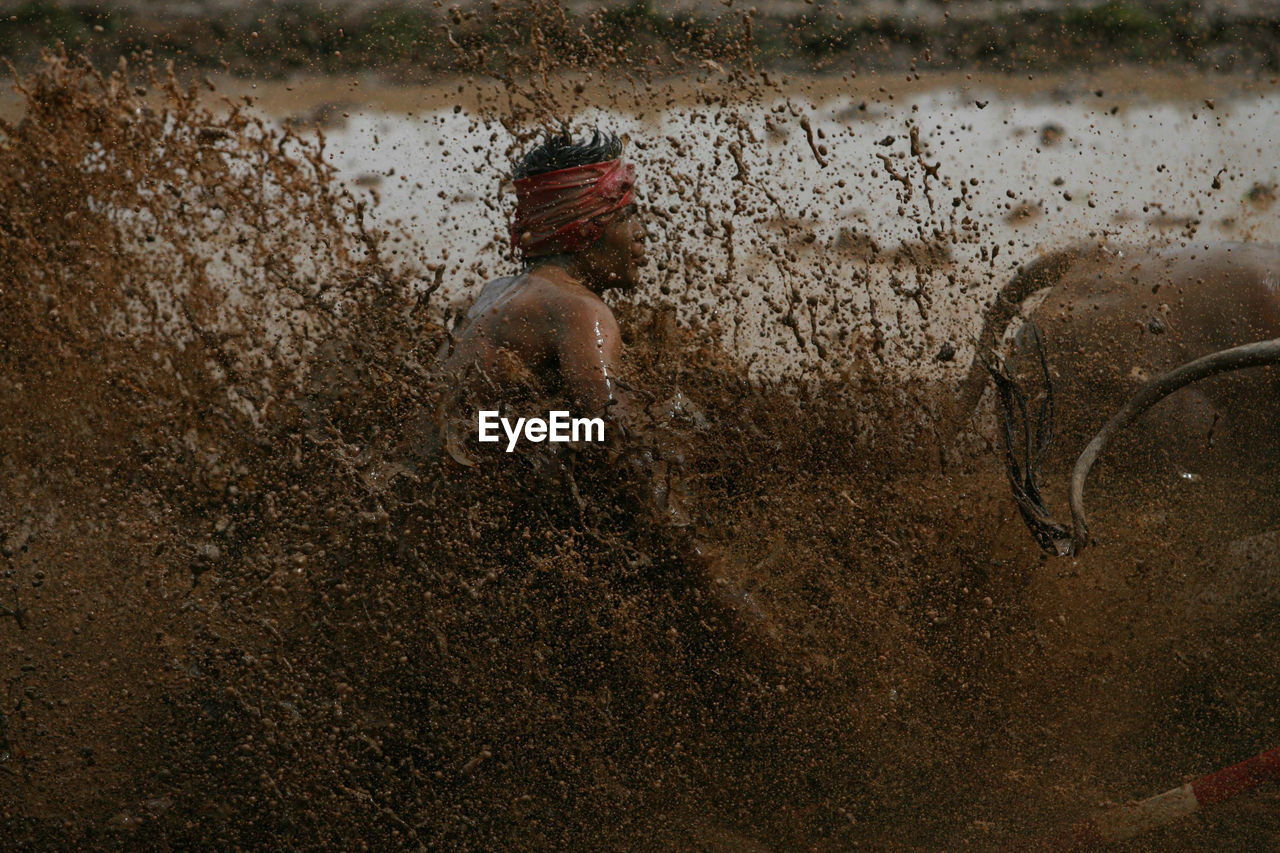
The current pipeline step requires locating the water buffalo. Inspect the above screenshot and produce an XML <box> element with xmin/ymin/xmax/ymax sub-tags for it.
<box><xmin>954</xmin><ymin>241</ymin><xmax>1280</xmax><ymax>554</ymax></box>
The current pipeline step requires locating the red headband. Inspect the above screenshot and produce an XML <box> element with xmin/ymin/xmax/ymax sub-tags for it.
<box><xmin>511</xmin><ymin>159</ymin><xmax>635</xmax><ymax>259</ymax></box>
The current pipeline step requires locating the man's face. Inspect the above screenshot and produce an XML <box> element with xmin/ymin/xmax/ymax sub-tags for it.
<box><xmin>592</xmin><ymin>205</ymin><xmax>646</xmax><ymax>290</ymax></box>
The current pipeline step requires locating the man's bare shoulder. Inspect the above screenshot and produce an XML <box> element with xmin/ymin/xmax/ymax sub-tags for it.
<box><xmin>519</xmin><ymin>269</ymin><xmax>619</xmax><ymax>333</ymax></box>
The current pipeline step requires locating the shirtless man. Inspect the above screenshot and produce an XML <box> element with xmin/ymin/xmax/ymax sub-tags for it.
<box><xmin>439</xmin><ymin>129</ymin><xmax>775</xmax><ymax>644</ymax></box>
<box><xmin>436</xmin><ymin>129</ymin><xmax>692</xmax><ymax>514</ymax></box>
<box><xmin>440</xmin><ymin>130</ymin><xmax>646</xmax><ymax>441</ymax></box>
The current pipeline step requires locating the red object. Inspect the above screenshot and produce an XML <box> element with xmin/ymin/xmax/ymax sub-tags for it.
<box><xmin>1059</xmin><ymin>745</ymin><xmax>1280</xmax><ymax>849</ymax></box>
<box><xmin>1192</xmin><ymin>744</ymin><xmax>1280</xmax><ymax>806</ymax></box>
<box><xmin>511</xmin><ymin>158</ymin><xmax>635</xmax><ymax>259</ymax></box>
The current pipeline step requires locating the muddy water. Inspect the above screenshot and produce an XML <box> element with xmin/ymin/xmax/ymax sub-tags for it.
<box><xmin>305</xmin><ymin>77</ymin><xmax>1280</xmax><ymax>376</ymax></box>
<box><xmin>2</xmin><ymin>56</ymin><xmax>1278</xmax><ymax>851</ymax></box>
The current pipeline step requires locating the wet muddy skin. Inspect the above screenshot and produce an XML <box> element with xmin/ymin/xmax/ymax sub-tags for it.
<box><xmin>2</xmin><ymin>9</ymin><xmax>1279</xmax><ymax>849</ymax></box>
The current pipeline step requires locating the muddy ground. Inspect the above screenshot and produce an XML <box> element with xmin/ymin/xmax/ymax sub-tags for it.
<box><xmin>1</xmin><ymin>23</ymin><xmax>1278</xmax><ymax>853</ymax></box>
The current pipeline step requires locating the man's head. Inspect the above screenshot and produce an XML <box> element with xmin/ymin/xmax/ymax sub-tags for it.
<box><xmin>513</xmin><ymin>129</ymin><xmax>623</xmax><ymax>181</ymax></box>
<box><xmin>512</xmin><ymin>130</ymin><xmax>646</xmax><ymax>291</ymax></box>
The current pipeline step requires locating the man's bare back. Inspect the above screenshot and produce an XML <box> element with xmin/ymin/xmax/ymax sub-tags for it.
<box><xmin>441</xmin><ymin>263</ymin><xmax>631</xmax><ymax>417</ymax></box>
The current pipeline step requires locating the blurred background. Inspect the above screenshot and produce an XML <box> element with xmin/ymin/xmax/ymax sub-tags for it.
<box><xmin>2</xmin><ymin>0</ymin><xmax>1279</xmax><ymax>79</ymax></box>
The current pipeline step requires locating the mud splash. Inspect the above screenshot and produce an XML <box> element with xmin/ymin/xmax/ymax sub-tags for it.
<box><xmin>1</xmin><ymin>45</ymin><xmax>1278</xmax><ymax>852</ymax></box>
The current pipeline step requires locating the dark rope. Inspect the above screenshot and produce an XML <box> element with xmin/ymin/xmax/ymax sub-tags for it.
<box><xmin>979</xmin><ymin>322</ymin><xmax>1073</xmax><ymax>556</ymax></box>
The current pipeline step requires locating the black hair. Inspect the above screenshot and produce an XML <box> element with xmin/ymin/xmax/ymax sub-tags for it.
<box><xmin>513</xmin><ymin>129</ymin><xmax>623</xmax><ymax>180</ymax></box>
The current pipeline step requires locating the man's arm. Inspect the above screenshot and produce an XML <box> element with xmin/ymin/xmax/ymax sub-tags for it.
<box><xmin>555</xmin><ymin>296</ymin><xmax>635</xmax><ymax>420</ymax></box>
<box><xmin>554</xmin><ymin>294</ymin><xmax>701</xmax><ymax>527</ymax></box>
<box><xmin>552</xmin><ymin>293</ymin><xmax>777</xmax><ymax>643</ymax></box>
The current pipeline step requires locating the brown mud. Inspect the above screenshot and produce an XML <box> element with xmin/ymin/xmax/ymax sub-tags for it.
<box><xmin>1</xmin><ymin>43</ymin><xmax>1278</xmax><ymax>853</ymax></box>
